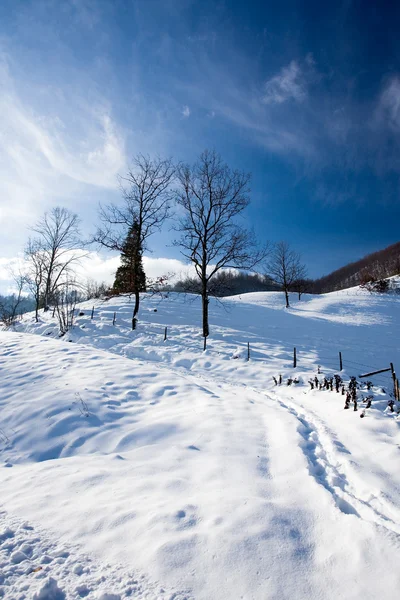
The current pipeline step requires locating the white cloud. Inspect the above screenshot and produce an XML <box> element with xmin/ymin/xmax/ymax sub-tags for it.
<box><xmin>0</xmin><ymin>52</ymin><xmax>126</xmax><ymax>253</ymax></box>
<box><xmin>0</xmin><ymin>251</ymin><xmax>195</xmax><ymax>294</ymax></box>
<box><xmin>76</xmin><ymin>253</ymin><xmax>195</xmax><ymax>284</ymax></box>
<box><xmin>262</xmin><ymin>61</ymin><xmax>307</xmax><ymax>105</ymax></box>
<box><xmin>143</xmin><ymin>256</ymin><xmax>195</xmax><ymax>281</ymax></box>
<box><xmin>377</xmin><ymin>76</ymin><xmax>400</xmax><ymax>131</ymax></box>
<box><xmin>182</xmin><ymin>105</ymin><xmax>191</xmax><ymax>118</ymax></box>
<box><xmin>0</xmin><ymin>88</ymin><xmax>125</xmax><ymax>190</ymax></box>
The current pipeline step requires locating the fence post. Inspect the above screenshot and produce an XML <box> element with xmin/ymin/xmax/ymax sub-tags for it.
<box><xmin>164</xmin><ymin>326</ymin><xmax>167</xmax><ymax>341</ymax></box>
<box><xmin>293</xmin><ymin>347</ymin><xmax>297</xmax><ymax>368</ymax></box>
<box><xmin>390</xmin><ymin>363</ymin><xmax>398</xmax><ymax>401</ymax></box>
<box><xmin>339</xmin><ymin>351</ymin><xmax>343</xmax><ymax>371</ymax></box>
<box><xmin>91</xmin><ymin>306</ymin><xmax>94</xmax><ymax>320</ymax></box>
<box><xmin>113</xmin><ymin>312</ymin><xmax>116</xmax><ymax>326</ymax></box>
<box><xmin>247</xmin><ymin>342</ymin><xmax>250</xmax><ymax>361</ymax></box>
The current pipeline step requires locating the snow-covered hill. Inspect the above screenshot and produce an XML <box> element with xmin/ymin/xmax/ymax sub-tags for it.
<box><xmin>1</xmin><ymin>289</ymin><xmax>400</xmax><ymax>599</ymax></box>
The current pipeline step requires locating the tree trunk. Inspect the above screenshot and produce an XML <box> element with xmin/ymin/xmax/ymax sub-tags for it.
<box><xmin>201</xmin><ymin>287</ymin><xmax>209</xmax><ymax>339</ymax></box>
<box><xmin>285</xmin><ymin>288</ymin><xmax>290</xmax><ymax>308</ymax></box>
<box><xmin>43</xmin><ymin>292</ymin><xmax>49</xmax><ymax>311</ymax></box>
<box><xmin>35</xmin><ymin>287</ymin><xmax>39</xmax><ymax>322</ymax></box>
<box><xmin>133</xmin><ymin>289</ymin><xmax>140</xmax><ymax>318</ymax></box>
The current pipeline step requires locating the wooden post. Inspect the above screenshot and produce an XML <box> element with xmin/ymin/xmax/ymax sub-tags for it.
<box><xmin>293</xmin><ymin>347</ymin><xmax>297</xmax><ymax>368</ymax></box>
<box><xmin>390</xmin><ymin>363</ymin><xmax>398</xmax><ymax>401</ymax></box>
<box><xmin>164</xmin><ymin>326</ymin><xmax>167</xmax><ymax>341</ymax></box>
<box><xmin>91</xmin><ymin>306</ymin><xmax>94</xmax><ymax>319</ymax></box>
<box><xmin>113</xmin><ymin>312</ymin><xmax>116</xmax><ymax>326</ymax></box>
<box><xmin>247</xmin><ymin>342</ymin><xmax>250</xmax><ymax>361</ymax></box>
<box><xmin>203</xmin><ymin>336</ymin><xmax>207</xmax><ymax>351</ymax></box>
<box><xmin>339</xmin><ymin>352</ymin><xmax>343</xmax><ymax>371</ymax></box>
<box><xmin>359</xmin><ymin>367</ymin><xmax>391</xmax><ymax>378</ymax></box>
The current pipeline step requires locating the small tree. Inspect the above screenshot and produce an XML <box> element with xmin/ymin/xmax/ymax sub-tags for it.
<box><xmin>364</xmin><ymin>278</ymin><xmax>389</xmax><ymax>293</ymax></box>
<box><xmin>94</xmin><ymin>155</ymin><xmax>175</xmax><ymax>318</ymax></box>
<box><xmin>54</xmin><ymin>281</ymin><xmax>79</xmax><ymax>335</ymax></box>
<box><xmin>83</xmin><ymin>279</ymin><xmax>108</xmax><ymax>300</ymax></box>
<box><xmin>25</xmin><ymin>238</ymin><xmax>47</xmax><ymax>322</ymax></box>
<box><xmin>267</xmin><ymin>241</ymin><xmax>306</xmax><ymax>308</ymax></box>
<box><xmin>30</xmin><ymin>207</ymin><xmax>83</xmax><ymax>310</ymax></box>
<box><xmin>292</xmin><ymin>277</ymin><xmax>312</xmax><ymax>300</ymax></box>
<box><xmin>113</xmin><ymin>221</ymin><xmax>146</xmax><ymax>294</ymax></box>
<box><xmin>174</xmin><ymin>150</ymin><xmax>267</xmax><ymax>339</ymax></box>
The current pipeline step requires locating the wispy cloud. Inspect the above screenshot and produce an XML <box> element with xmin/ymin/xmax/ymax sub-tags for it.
<box><xmin>0</xmin><ymin>51</ymin><xmax>126</xmax><ymax>249</ymax></box>
<box><xmin>262</xmin><ymin>61</ymin><xmax>307</xmax><ymax>105</ymax></box>
<box><xmin>175</xmin><ymin>53</ymin><xmax>317</xmax><ymax>158</ymax></box>
<box><xmin>182</xmin><ymin>105</ymin><xmax>191</xmax><ymax>118</ymax></box>
<box><xmin>376</xmin><ymin>76</ymin><xmax>400</xmax><ymax>131</ymax></box>
<box><xmin>0</xmin><ymin>59</ymin><xmax>125</xmax><ymax>189</ymax></box>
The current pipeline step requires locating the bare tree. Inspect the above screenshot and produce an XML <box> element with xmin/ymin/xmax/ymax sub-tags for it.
<box><xmin>267</xmin><ymin>241</ymin><xmax>306</xmax><ymax>308</ymax></box>
<box><xmin>93</xmin><ymin>154</ymin><xmax>175</xmax><ymax>318</ymax></box>
<box><xmin>0</xmin><ymin>273</ymin><xmax>26</xmax><ymax>327</ymax></box>
<box><xmin>24</xmin><ymin>238</ymin><xmax>46</xmax><ymax>322</ymax></box>
<box><xmin>54</xmin><ymin>280</ymin><xmax>79</xmax><ymax>335</ymax></box>
<box><xmin>174</xmin><ymin>150</ymin><xmax>268</xmax><ymax>340</ymax></box>
<box><xmin>292</xmin><ymin>277</ymin><xmax>312</xmax><ymax>300</ymax></box>
<box><xmin>30</xmin><ymin>207</ymin><xmax>83</xmax><ymax>310</ymax></box>
<box><xmin>83</xmin><ymin>279</ymin><xmax>108</xmax><ymax>300</ymax></box>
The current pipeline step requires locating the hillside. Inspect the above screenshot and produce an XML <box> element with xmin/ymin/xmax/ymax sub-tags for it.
<box><xmin>1</xmin><ymin>289</ymin><xmax>400</xmax><ymax>599</ymax></box>
<box><xmin>313</xmin><ymin>240</ymin><xmax>400</xmax><ymax>292</ymax></box>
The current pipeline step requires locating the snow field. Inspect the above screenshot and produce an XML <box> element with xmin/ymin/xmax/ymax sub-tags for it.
<box><xmin>1</xmin><ymin>288</ymin><xmax>400</xmax><ymax>599</ymax></box>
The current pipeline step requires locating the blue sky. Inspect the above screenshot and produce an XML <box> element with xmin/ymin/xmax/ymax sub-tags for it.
<box><xmin>1</xmin><ymin>0</ymin><xmax>400</xmax><ymax>286</ymax></box>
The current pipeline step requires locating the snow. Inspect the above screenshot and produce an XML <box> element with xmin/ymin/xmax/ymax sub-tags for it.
<box><xmin>0</xmin><ymin>510</ymin><xmax>175</xmax><ymax>599</ymax></box>
<box><xmin>1</xmin><ymin>288</ymin><xmax>400</xmax><ymax>599</ymax></box>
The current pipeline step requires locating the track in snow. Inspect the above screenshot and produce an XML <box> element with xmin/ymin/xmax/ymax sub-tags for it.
<box><xmin>274</xmin><ymin>396</ymin><xmax>400</xmax><ymax>537</ymax></box>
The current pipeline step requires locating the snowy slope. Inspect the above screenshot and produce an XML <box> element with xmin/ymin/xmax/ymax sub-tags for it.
<box><xmin>1</xmin><ymin>288</ymin><xmax>400</xmax><ymax>599</ymax></box>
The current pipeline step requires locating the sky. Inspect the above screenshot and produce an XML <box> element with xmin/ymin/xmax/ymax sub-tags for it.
<box><xmin>1</xmin><ymin>0</ymin><xmax>400</xmax><ymax>292</ymax></box>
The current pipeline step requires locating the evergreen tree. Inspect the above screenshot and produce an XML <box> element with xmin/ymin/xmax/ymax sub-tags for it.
<box><xmin>113</xmin><ymin>222</ymin><xmax>146</xmax><ymax>294</ymax></box>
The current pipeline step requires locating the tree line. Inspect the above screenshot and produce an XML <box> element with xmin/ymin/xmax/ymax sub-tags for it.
<box><xmin>3</xmin><ymin>150</ymin><xmax>308</xmax><ymax>336</ymax></box>
<box><xmin>312</xmin><ymin>241</ymin><xmax>400</xmax><ymax>293</ymax></box>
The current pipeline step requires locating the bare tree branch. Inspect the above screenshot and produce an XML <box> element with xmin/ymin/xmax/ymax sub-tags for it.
<box><xmin>266</xmin><ymin>241</ymin><xmax>307</xmax><ymax>308</ymax></box>
<box><xmin>93</xmin><ymin>155</ymin><xmax>175</xmax><ymax>317</ymax></box>
<box><xmin>173</xmin><ymin>149</ymin><xmax>269</xmax><ymax>338</ymax></box>
<box><xmin>28</xmin><ymin>207</ymin><xmax>84</xmax><ymax>311</ymax></box>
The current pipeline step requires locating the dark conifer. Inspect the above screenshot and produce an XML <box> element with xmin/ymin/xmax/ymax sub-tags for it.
<box><xmin>113</xmin><ymin>221</ymin><xmax>146</xmax><ymax>294</ymax></box>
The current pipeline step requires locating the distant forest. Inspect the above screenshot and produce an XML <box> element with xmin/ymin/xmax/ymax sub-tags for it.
<box><xmin>169</xmin><ymin>271</ymin><xmax>280</xmax><ymax>297</ymax></box>
<box><xmin>311</xmin><ymin>241</ymin><xmax>400</xmax><ymax>293</ymax></box>
<box><xmin>169</xmin><ymin>241</ymin><xmax>400</xmax><ymax>297</ymax></box>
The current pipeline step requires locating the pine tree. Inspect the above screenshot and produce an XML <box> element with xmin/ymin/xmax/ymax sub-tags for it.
<box><xmin>113</xmin><ymin>222</ymin><xmax>146</xmax><ymax>294</ymax></box>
